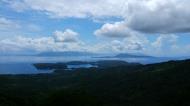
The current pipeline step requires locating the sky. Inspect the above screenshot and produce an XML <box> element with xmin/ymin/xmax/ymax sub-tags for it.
<box><xmin>0</xmin><ymin>0</ymin><xmax>190</xmax><ymax>56</ymax></box>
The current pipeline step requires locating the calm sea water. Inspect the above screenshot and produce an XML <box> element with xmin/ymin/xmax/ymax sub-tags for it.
<box><xmin>0</xmin><ymin>63</ymin><xmax>53</xmax><ymax>75</ymax></box>
<box><xmin>0</xmin><ymin>56</ymin><xmax>178</xmax><ymax>75</ymax></box>
<box><xmin>67</xmin><ymin>64</ymin><xmax>98</xmax><ymax>69</ymax></box>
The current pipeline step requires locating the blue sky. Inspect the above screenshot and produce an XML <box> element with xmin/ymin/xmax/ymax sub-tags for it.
<box><xmin>0</xmin><ymin>0</ymin><xmax>190</xmax><ymax>56</ymax></box>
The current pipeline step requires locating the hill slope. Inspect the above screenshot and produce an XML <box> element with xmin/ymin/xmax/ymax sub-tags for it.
<box><xmin>0</xmin><ymin>59</ymin><xmax>190</xmax><ymax>106</ymax></box>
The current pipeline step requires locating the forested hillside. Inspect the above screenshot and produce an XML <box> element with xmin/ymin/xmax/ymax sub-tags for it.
<box><xmin>0</xmin><ymin>59</ymin><xmax>190</xmax><ymax>106</ymax></box>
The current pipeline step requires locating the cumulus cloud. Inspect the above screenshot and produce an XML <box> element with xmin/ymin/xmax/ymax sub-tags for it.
<box><xmin>89</xmin><ymin>34</ymin><xmax>148</xmax><ymax>53</ymax></box>
<box><xmin>111</xmin><ymin>39</ymin><xmax>143</xmax><ymax>52</ymax></box>
<box><xmin>0</xmin><ymin>31</ymin><xmax>188</xmax><ymax>56</ymax></box>
<box><xmin>54</xmin><ymin>29</ymin><xmax>79</xmax><ymax>43</ymax></box>
<box><xmin>93</xmin><ymin>20</ymin><xmax>149</xmax><ymax>52</ymax></box>
<box><xmin>127</xmin><ymin>0</ymin><xmax>190</xmax><ymax>33</ymax></box>
<box><xmin>94</xmin><ymin>21</ymin><xmax>130</xmax><ymax>38</ymax></box>
<box><xmin>93</xmin><ymin>0</ymin><xmax>190</xmax><ymax>38</ymax></box>
<box><xmin>94</xmin><ymin>21</ymin><xmax>142</xmax><ymax>38</ymax></box>
<box><xmin>0</xmin><ymin>29</ymin><xmax>85</xmax><ymax>53</ymax></box>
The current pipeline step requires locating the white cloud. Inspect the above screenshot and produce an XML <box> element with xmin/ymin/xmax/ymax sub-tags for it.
<box><xmin>7</xmin><ymin>0</ymin><xmax>29</xmax><ymax>12</ymax></box>
<box><xmin>0</xmin><ymin>17</ymin><xmax>20</xmax><ymax>31</ymax></box>
<box><xmin>94</xmin><ymin>21</ymin><xmax>129</xmax><ymax>38</ymax></box>
<box><xmin>89</xmin><ymin>34</ymin><xmax>148</xmax><ymax>53</ymax></box>
<box><xmin>0</xmin><ymin>36</ymin><xmax>55</xmax><ymax>52</ymax></box>
<box><xmin>152</xmin><ymin>34</ymin><xmax>178</xmax><ymax>49</ymax></box>
<box><xmin>4</xmin><ymin>0</ymin><xmax>127</xmax><ymax>19</ymax></box>
<box><xmin>0</xmin><ymin>29</ymin><xmax>85</xmax><ymax>53</ymax></box>
<box><xmin>93</xmin><ymin>20</ymin><xmax>149</xmax><ymax>52</ymax></box>
<box><xmin>0</xmin><ymin>17</ymin><xmax>42</xmax><ymax>37</ymax></box>
<box><xmin>0</xmin><ymin>31</ymin><xmax>189</xmax><ymax>56</ymax></box>
<box><xmin>5</xmin><ymin>0</ymin><xmax>190</xmax><ymax>33</ymax></box>
<box><xmin>127</xmin><ymin>0</ymin><xmax>190</xmax><ymax>33</ymax></box>
<box><xmin>94</xmin><ymin>21</ymin><xmax>140</xmax><ymax>38</ymax></box>
<box><xmin>54</xmin><ymin>29</ymin><xmax>79</xmax><ymax>43</ymax></box>
<box><xmin>140</xmin><ymin>34</ymin><xmax>180</xmax><ymax>56</ymax></box>
<box><xmin>2</xmin><ymin>0</ymin><xmax>190</xmax><ymax>56</ymax></box>
<box><xmin>111</xmin><ymin>39</ymin><xmax>143</xmax><ymax>52</ymax></box>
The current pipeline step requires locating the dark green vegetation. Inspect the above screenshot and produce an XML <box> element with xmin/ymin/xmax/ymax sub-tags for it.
<box><xmin>0</xmin><ymin>59</ymin><xmax>190</xmax><ymax>106</ymax></box>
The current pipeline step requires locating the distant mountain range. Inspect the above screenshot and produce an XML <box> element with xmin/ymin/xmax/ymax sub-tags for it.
<box><xmin>95</xmin><ymin>53</ymin><xmax>155</xmax><ymax>58</ymax></box>
<box><xmin>37</xmin><ymin>51</ymin><xmax>156</xmax><ymax>59</ymax></box>
<box><xmin>114</xmin><ymin>53</ymin><xmax>155</xmax><ymax>58</ymax></box>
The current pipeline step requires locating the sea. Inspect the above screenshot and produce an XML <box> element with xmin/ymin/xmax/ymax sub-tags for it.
<box><xmin>0</xmin><ymin>55</ymin><xmax>184</xmax><ymax>75</ymax></box>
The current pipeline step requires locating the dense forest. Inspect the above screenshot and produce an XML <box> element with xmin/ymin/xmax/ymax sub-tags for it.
<box><xmin>0</xmin><ymin>59</ymin><xmax>190</xmax><ymax>106</ymax></box>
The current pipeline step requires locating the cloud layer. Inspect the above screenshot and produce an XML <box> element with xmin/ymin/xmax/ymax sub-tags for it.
<box><xmin>0</xmin><ymin>29</ymin><xmax>84</xmax><ymax>53</ymax></box>
<box><xmin>4</xmin><ymin>0</ymin><xmax>127</xmax><ymax>18</ymax></box>
<box><xmin>4</xmin><ymin>0</ymin><xmax>190</xmax><ymax>33</ymax></box>
<box><xmin>1</xmin><ymin>0</ymin><xmax>190</xmax><ymax>56</ymax></box>
<box><xmin>0</xmin><ymin>17</ymin><xmax>20</xmax><ymax>31</ymax></box>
